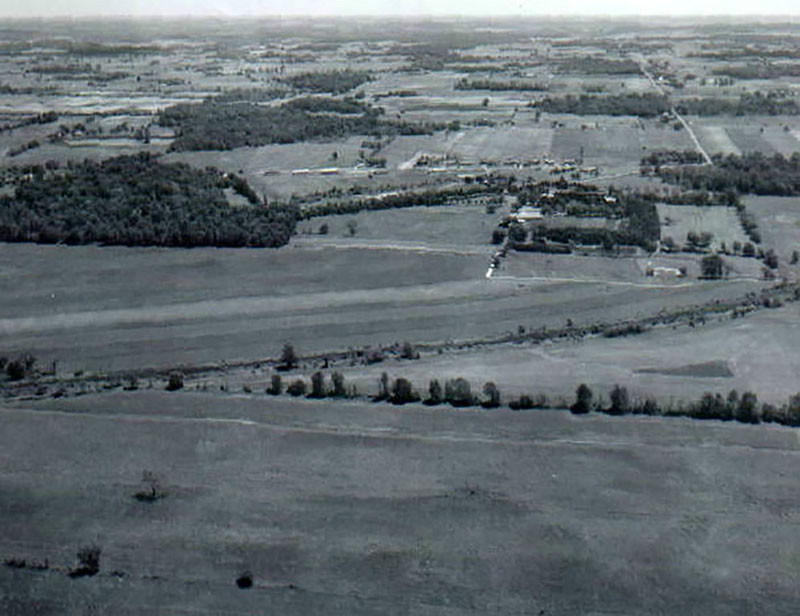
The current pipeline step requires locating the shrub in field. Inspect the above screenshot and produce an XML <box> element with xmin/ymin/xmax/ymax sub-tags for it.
<box><xmin>309</xmin><ymin>371</ymin><xmax>326</xmax><ymax>398</ymax></box>
<box><xmin>279</xmin><ymin>343</ymin><xmax>298</xmax><ymax>371</ymax></box>
<box><xmin>571</xmin><ymin>384</ymin><xmax>593</xmax><ymax>414</ymax></box>
<box><xmin>287</xmin><ymin>379</ymin><xmax>307</xmax><ymax>397</ymax></box>
<box><xmin>444</xmin><ymin>378</ymin><xmax>474</xmax><ymax>407</ymax></box>
<box><xmin>70</xmin><ymin>545</ymin><xmax>101</xmax><ymax>578</ymax></box>
<box><xmin>330</xmin><ymin>372</ymin><xmax>346</xmax><ymax>398</ymax></box>
<box><xmin>134</xmin><ymin>470</ymin><xmax>165</xmax><ymax>503</ymax></box>
<box><xmin>482</xmin><ymin>382</ymin><xmax>501</xmax><ymax>409</ymax></box>
<box><xmin>390</xmin><ymin>378</ymin><xmax>418</xmax><ymax>405</ymax></box>
<box><xmin>267</xmin><ymin>374</ymin><xmax>282</xmax><ymax>396</ymax></box>
<box><xmin>426</xmin><ymin>379</ymin><xmax>443</xmax><ymax>405</ymax></box>
<box><xmin>608</xmin><ymin>384</ymin><xmax>630</xmax><ymax>415</ymax></box>
<box><xmin>166</xmin><ymin>372</ymin><xmax>184</xmax><ymax>391</ymax></box>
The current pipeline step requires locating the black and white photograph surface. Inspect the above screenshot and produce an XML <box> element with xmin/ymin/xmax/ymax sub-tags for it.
<box><xmin>1</xmin><ymin>1</ymin><xmax>799</xmax><ymax>613</ymax></box>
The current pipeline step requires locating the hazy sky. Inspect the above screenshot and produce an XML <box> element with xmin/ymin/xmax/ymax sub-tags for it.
<box><xmin>4</xmin><ymin>1</ymin><xmax>799</xmax><ymax>18</ymax></box>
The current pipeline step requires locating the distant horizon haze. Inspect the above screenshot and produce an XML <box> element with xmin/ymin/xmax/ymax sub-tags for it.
<box><xmin>3</xmin><ymin>1</ymin><xmax>799</xmax><ymax>18</ymax></box>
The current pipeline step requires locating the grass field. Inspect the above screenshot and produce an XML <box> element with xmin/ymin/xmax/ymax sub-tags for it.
<box><xmin>1</xmin><ymin>392</ymin><xmax>798</xmax><ymax>615</ymax></box>
<box><xmin>0</xmin><ymin>241</ymin><xmax>767</xmax><ymax>375</ymax></box>
<box><xmin>227</xmin><ymin>298</ymin><xmax>800</xmax><ymax>406</ymax></box>
<box><xmin>744</xmin><ymin>196</ymin><xmax>800</xmax><ymax>274</ymax></box>
<box><xmin>658</xmin><ymin>204</ymin><xmax>750</xmax><ymax>252</ymax></box>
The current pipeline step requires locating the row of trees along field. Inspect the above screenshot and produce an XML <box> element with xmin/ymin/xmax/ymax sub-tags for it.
<box><xmin>160</xmin><ymin>95</ymin><xmax>445</xmax><ymax>151</ymax></box>
<box><xmin>534</xmin><ymin>92</ymin><xmax>798</xmax><ymax>117</ymax></box>
<box><xmin>656</xmin><ymin>152</ymin><xmax>800</xmax><ymax>196</ymax></box>
<box><xmin>0</xmin><ymin>153</ymin><xmax>297</xmax><ymax>247</ymax></box>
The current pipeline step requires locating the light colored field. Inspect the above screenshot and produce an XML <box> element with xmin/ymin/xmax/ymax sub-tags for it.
<box><xmin>745</xmin><ymin>195</ymin><xmax>800</xmax><ymax>274</ymax></box>
<box><xmin>298</xmin><ymin>204</ymin><xmax>502</xmax><ymax>247</ymax></box>
<box><xmin>1</xmin><ymin>392</ymin><xmax>798</xmax><ymax>614</ymax></box>
<box><xmin>0</xmin><ymin>242</ymin><xmax>766</xmax><ymax>375</ymax></box>
<box><xmin>694</xmin><ymin>124</ymin><xmax>741</xmax><ymax>156</ymax></box>
<box><xmin>658</xmin><ymin>204</ymin><xmax>750</xmax><ymax>252</ymax></box>
<box><xmin>726</xmin><ymin>128</ymin><xmax>778</xmax><ymax>155</ymax></box>
<box><xmin>258</xmin><ymin>299</ymin><xmax>800</xmax><ymax>406</ymax></box>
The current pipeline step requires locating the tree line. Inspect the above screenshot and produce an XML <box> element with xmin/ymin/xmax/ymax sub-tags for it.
<box><xmin>0</xmin><ymin>153</ymin><xmax>297</xmax><ymax>248</ymax></box>
<box><xmin>656</xmin><ymin>152</ymin><xmax>800</xmax><ymax>196</ymax></box>
<box><xmin>160</xmin><ymin>96</ymin><xmax>445</xmax><ymax>151</ymax></box>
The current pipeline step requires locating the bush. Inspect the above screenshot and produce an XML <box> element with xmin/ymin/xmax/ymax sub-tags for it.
<box><xmin>571</xmin><ymin>384</ymin><xmax>593</xmax><ymax>414</ymax></box>
<box><xmin>279</xmin><ymin>342</ymin><xmax>297</xmax><ymax>371</ymax></box>
<box><xmin>267</xmin><ymin>374</ymin><xmax>282</xmax><ymax>395</ymax></box>
<box><xmin>444</xmin><ymin>378</ymin><xmax>474</xmax><ymax>407</ymax></box>
<box><xmin>608</xmin><ymin>384</ymin><xmax>630</xmax><ymax>415</ymax></box>
<box><xmin>287</xmin><ymin>379</ymin><xmax>307</xmax><ymax>397</ymax></box>
<box><xmin>426</xmin><ymin>379</ymin><xmax>443</xmax><ymax>405</ymax></box>
<box><xmin>330</xmin><ymin>372</ymin><xmax>346</xmax><ymax>397</ymax></box>
<box><xmin>390</xmin><ymin>378</ymin><xmax>417</xmax><ymax>405</ymax></box>
<box><xmin>166</xmin><ymin>372</ymin><xmax>184</xmax><ymax>391</ymax></box>
<box><xmin>70</xmin><ymin>545</ymin><xmax>101</xmax><ymax>578</ymax></box>
<box><xmin>309</xmin><ymin>371</ymin><xmax>326</xmax><ymax>398</ymax></box>
<box><xmin>482</xmin><ymin>382</ymin><xmax>501</xmax><ymax>408</ymax></box>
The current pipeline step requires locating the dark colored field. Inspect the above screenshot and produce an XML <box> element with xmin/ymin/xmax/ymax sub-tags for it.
<box><xmin>1</xmin><ymin>392</ymin><xmax>798</xmax><ymax>615</ymax></box>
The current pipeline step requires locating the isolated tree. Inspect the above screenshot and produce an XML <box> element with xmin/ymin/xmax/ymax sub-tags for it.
<box><xmin>330</xmin><ymin>372</ymin><xmax>346</xmax><ymax>397</ymax></box>
<box><xmin>571</xmin><ymin>383</ymin><xmax>593</xmax><ymax>414</ymax></box>
<box><xmin>791</xmin><ymin>250</ymin><xmax>799</xmax><ymax>265</ymax></box>
<box><xmin>346</xmin><ymin>219</ymin><xmax>358</xmax><ymax>236</ymax></box>
<box><xmin>427</xmin><ymin>379</ymin><xmax>443</xmax><ymax>405</ymax></box>
<box><xmin>608</xmin><ymin>384</ymin><xmax>630</xmax><ymax>415</ymax></box>
<box><xmin>267</xmin><ymin>374</ymin><xmax>282</xmax><ymax>395</ymax></box>
<box><xmin>309</xmin><ymin>371</ymin><xmax>326</xmax><ymax>398</ymax></box>
<box><xmin>280</xmin><ymin>342</ymin><xmax>297</xmax><ymax>370</ymax></box>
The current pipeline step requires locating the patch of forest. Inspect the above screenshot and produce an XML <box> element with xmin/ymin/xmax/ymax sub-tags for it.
<box><xmin>536</xmin><ymin>93</ymin><xmax>670</xmax><ymax>117</ymax></box>
<box><xmin>0</xmin><ymin>153</ymin><xmax>297</xmax><ymax>247</ymax></box>
<box><xmin>160</xmin><ymin>97</ymin><xmax>445</xmax><ymax>151</ymax></box>
<box><xmin>657</xmin><ymin>152</ymin><xmax>800</xmax><ymax>196</ymax></box>
<box><xmin>281</xmin><ymin>69</ymin><xmax>373</xmax><ymax>94</ymax></box>
<box><xmin>675</xmin><ymin>92</ymin><xmax>799</xmax><ymax>116</ymax></box>
<box><xmin>454</xmin><ymin>78</ymin><xmax>548</xmax><ymax>92</ymax></box>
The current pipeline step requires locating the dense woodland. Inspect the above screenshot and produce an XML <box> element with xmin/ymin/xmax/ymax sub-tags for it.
<box><xmin>657</xmin><ymin>152</ymin><xmax>800</xmax><ymax>196</ymax></box>
<box><xmin>282</xmin><ymin>69</ymin><xmax>373</xmax><ymax>94</ymax></box>
<box><xmin>160</xmin><ymin>96</ymin><xmax>444</xmax><ymax>151</ymax></box>
<box><xmin>454</xmin><ymin>78</ymin><xmax>548</xmax><ymax>91</ymax></box>
<box><xmin>536</xmin><ymin>93</ymin><xmax>671</xmax><ymax>117</ymax></box>
<box><xmin>0</xmin><ymin>154</ymin><xmax>297</xmax><ymax>247</ymax></box>
<box><xmin>676</xmin><ymin>92</ymin><xmax>800</xmax><ymax>116</ymax></box>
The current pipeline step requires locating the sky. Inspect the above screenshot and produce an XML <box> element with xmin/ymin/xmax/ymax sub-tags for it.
<box><xmin>3</xmin><ymin>0</ymin><xmax>799</xmax><ymax>18</ymax></box>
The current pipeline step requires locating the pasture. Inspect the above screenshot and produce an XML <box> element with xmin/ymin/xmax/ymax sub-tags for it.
<box><xmin>744</xmin><ymin>195</ymin><xmax>800</xmax><ymax>269</ymax></box>
<box><xmin>1</xmin><ymin>392</ymin><xmax>798</xmax><ymax>614</ymax></box>
<box><xmin>657</xmin><ymin>204</ymin><xmax>750</xmax><ymax>252</ymax></box>
<box><xmin>240</xmin><ymin>298</ymin><xmax>800</xmax><ymax>407</ymax></box>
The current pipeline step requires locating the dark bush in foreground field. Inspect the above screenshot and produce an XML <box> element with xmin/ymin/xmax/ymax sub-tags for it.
<box><xmin>571</xmin><ymin>384</ymin><xmax>593</xmax><ymax>414</ymax></box>
<box><xmin>0</xmin><ymin>154</ymin><xmax>297</xmax><ymax>248</ymax></box>
<box><xmin>236</xmin><ymin>572</ymin><xmax>253</xmax><ymax>589</ymax></box>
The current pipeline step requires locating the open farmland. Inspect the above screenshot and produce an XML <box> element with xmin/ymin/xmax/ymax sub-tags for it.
<box><xmin>1</xmin><ymin>393</ymin><xmax>799</xmax><ymax>615</ymax></box>
<box><xmin>657</xmin><ymin>204</ymin><xmax>750</xmax><ymax>252</ymax></box>
<box><xmin>2</xmin><ymin>15</ymin><xmax>800</xmax><ymax>616</ymax></box>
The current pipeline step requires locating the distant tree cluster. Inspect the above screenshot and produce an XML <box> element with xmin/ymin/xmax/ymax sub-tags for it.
<box><xmin>282</xmin><ymin>69</ymin><xmax>373</xmax><ymax>94</ymax></box>
<box><xmin>675</xmin><ymin>92</ymin><xmax>800</xmax><ymax>116</ymax></box>
<box><xmin>640</xmin><ymin>150</ymin><xmax>706</xmax><ymax>169</ymax></box>
<box><xmin>711</xmin><ymin>63</ymin><xmax>800</xmax><ymax>79</ymax></box>
<box><xmin>656</xmin><ymin>152</ymin><xmax>800</xmax><ymax>196</ymax></box>
<box><xmin>454</xmin><ymin>78</ymin><xmax>548</xmax><ymax>92</ymax></box>
<box><xmin>553</xmin><ymin>57</ymin><xmax>641</xmax><ymax>74</ymax></box>
<box><xmin>0</xmin><ymin>153</ymin><xmax>297</xmax><ymax>247</ymax></box>
<box><xmin>299</xmin><ymin>184</ymin><xmax>496</xmax><ymax>219</ymax></box>
<box><xmin>536</xmin><ymin>93</ymin><xmax>670</xmax><ymax>117</ymax></box>
<box><xmin>160</xmin><ymin>97</ymin><xmax>444</xmax><ymax>151</ymax></box>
